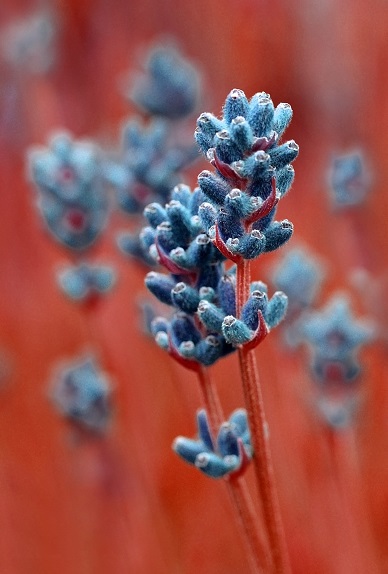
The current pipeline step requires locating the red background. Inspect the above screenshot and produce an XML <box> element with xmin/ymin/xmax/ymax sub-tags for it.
<box><xmin>1</xmin><ymin>1</ymin><xmax>388</xmax><ymax>572</ymax></box>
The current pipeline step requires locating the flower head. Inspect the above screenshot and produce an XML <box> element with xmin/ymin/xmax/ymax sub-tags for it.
<box><xmin>195</xmin><ymin>89</ymin><xmax>298</xmax><ymax>261</ymax></box>
<box><xmin>144</xmin><ymin>185</ymin><xmax>287</xmax><ymax>368</ymax></box>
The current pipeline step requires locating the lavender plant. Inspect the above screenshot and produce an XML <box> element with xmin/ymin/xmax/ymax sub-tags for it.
<box><xmin>143</xmin><ymin>88</ymin><xmax>299</xmax><ymax>574</ymax></box>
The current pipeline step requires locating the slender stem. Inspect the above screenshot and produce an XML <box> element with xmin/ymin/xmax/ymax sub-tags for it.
<box><xmin>197</xmin><ymin>366</ymin><xmax>270</xmax><ymax>573</ymax></box>
<box><xmin>236</xmin><ymin>259</ymin><xmax>291</xmax><ymax>574</ymax></box>
<box><xmin>197</xmin><ymin>366</ymin><xmax>225</xmax><ymax>435</ymax></box>
<box><xmin>226</xmin><ymin>476</ymin><xmax>270</xmax><ymax>574</ymax></box>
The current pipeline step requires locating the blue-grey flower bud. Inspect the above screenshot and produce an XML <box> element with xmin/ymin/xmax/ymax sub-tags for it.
<box><xmin>223</xmin><ymin>89</ymin><xmax>250</xmax><ymax>124</ymax></box>
<box><xmin>222</xmin><ymin>316</ymin><xmax>252</xmax><ymax>345</ymax></box>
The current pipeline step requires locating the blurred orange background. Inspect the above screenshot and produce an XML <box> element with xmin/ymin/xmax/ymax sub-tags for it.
<box><xmin>1</xmin><ymin>1</ymin><xmax>388</xmax><ymax>572</ymax></box>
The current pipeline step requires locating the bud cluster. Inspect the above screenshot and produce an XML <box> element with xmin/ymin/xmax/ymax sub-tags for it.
<box><xmin>144</xmin><ymin>184</ymin><xmax>288</xmax><ymax>368</ymax></box>
<box><xmin>173</xmin><ymin>409</ymin><xmax>252</xmax><ymax>479</ymax></box>
<box><xmin>195</xmin><ymin>89</ymin><xmax>299</xmax><ymax>261</ymax></box>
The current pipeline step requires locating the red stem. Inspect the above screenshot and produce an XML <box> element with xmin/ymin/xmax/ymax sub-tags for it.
<box><xmin>236</xmin><ymin>258</ymin><xmax>291</xmax><ymax>574</ymax></box>
<box><xmin>197</xmin><ymin>366</ymin><xmax>270</xmax><ymax>573</ymax></box>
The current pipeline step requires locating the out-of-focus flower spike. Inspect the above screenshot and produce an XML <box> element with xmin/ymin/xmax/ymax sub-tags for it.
<box><xmin>264</xmin><ymin>291</ymin><xmax>288</xmax><ymax>328</ymax></box>
<box><xmin>171</xmin><ymin>282</ymin><xmax>201</xmax><ymax>314</ymax></box>
<box><xmin>272</xmin><ymin>247</ymin><xmax>323</xmax><ymax>310</ymax></box>
<box><xmin>241</xmin><ymin>290</ymin><xmax>269</xmax><ymax>330</ymax></box>
<box><xmin>52</xmin><ymin>357</ymin><xmax>111</xmax><ymax>433</ymax></box>
<box><xmin>93</xmin><ymin>265</ymin><xmax>116</xmax><ymax>293</ymax></box>
<box><xmin>173</xmin><ymin>437</ymin><xmax>207</xmax><ymax>465</ymax></box>
<box><xmin>248</xmin><ymin>92</ymin><xmax>275</xmax><ymax>137</ymax></box>
<box><xmin>29</xmin><ymin>132</ymin><xmax>108</xmax><ymax>251</ymax></box>
<box><xmin>143</xmin><ymin>202</ymin><xmax>167</xmax><ymax>228</ymax></box>
<box><xmin>269</xmin><ymin>140</ymin><xmax>299</xmax><ymax>170</ymax></box>
<box><xmin>263</xmin><ymin>220</ymin><xmax>294</xmax><ymax>252</ymax></box>
<box><xmin>329</xmin><ymin>151</ymin><xmax>370</xmax><ymax>207</ymax></box>
<box><xmin>57</xmin><ymin>267</ymin><xmax>89</xmax><ymax>301</ymax></box>
<box><xmin>197</xmin><ymin>170</ymin><xmax>231</xmax><ymax>206</ymax></box>
<box><xmin>197</xmin><ymin>300</ymin><xmax>226</xmax><ymax>333</ymax></box>
<box><xmin>223</xmin><ymin>89</ymin><xmax>250</xmax><ymax>124</ymax></box>
<box><xmin>130</xmin><ymin>45</ymin><xmax>199</xmax><ymax>119</ymax></box>
<box><xmin>197</xmin><ymin>409</ymin><xmax>215</xmax><ymax>451</ymax></box>
<box><xmin>195</xmin><ymin>452</ymin><xmax>240</xmax><ymax>478</ymax></box>
<box><xmin>222</xmin><ymin>316</ymin><xmax>252</xmax><ymax>346</ymax></box>
<box><xmin>275</xmin><ymin>165</ymin><xmax>295</xmax><ymax>197</ymax></box>
<box><xmin>272</xmin><ymin>103</ymin><xmax>293</xmax><ymax>138</ymax></box>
